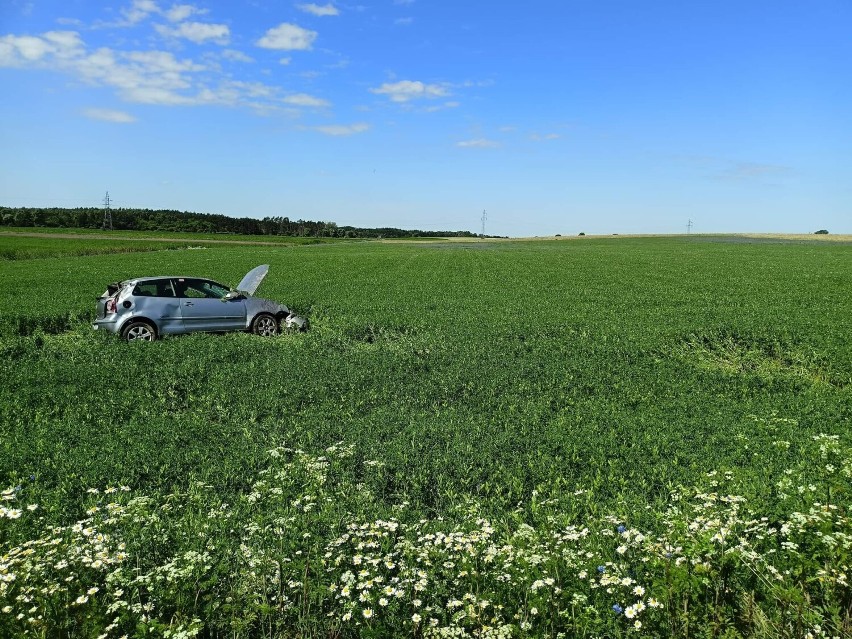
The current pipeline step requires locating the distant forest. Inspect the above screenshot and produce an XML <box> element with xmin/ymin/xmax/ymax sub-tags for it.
<box><xmin>0</xmin><ymin>206</ymin><xmax>477</xmax><ymax>239</ymax></box>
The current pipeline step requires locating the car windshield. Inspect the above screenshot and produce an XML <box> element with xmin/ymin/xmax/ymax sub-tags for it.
<box><xmin>174</xmin><ymin>279</ymin><xmax>231</xmax><ymax>300</ymax></box>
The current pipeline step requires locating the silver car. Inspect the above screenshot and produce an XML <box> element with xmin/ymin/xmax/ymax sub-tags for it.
<box><xmin>93</xmin><ymin>264</ymin><xmax>306</xmax><ymax>341</ymax></box>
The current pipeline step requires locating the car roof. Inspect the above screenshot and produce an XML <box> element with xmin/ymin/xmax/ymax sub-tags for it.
<box><xmin>126</xmin><ymin>276</ymin><xmax>222</xmax><ymax>284</ymax></box>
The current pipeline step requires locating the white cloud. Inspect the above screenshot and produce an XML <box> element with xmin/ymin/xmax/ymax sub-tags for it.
<box><xmin>43</xmin><ymin>31</ymin><xmax>86</xmax><ymax>57</ymax></box>
<box><xmin>0</xmin><ymin>27</ymin><xmax>331</xmax><ymax>113</ymax></box>
<box><xmin>314</xmin><ymin>122</ymin><xmax>369</xmax><ymax>136</ymax></box>
<box><xmin>2</xmin><ymin>35</ymin><xmax>50</xmax><ymax>61</ymax></box>
<box><xmin>221</xmin><ymin>49</ymin><xmax>253</xmax><ymax>63</ymax></box>
<box><xmin>103</xmin><ymin>1</ymin><xmax>208</xmax><ymax>28</ymax></box>
<box><xmin>0</xmin><ymin>31</ymin><xmax>205</xmax><ymax>105</ymax></box>
<box><xmin>83</xmin><ymin>108</ymin><xmax>137</xmax><ymax>123</ymax></box>
<box><xmin>0</xmin><ymin>30</ymin><xmax>84</xmax><ymax>65</ymax></box>
<box><xmin>256</xmin><ymin>23</ymin><xmax>317</xmax><ymax>50</ymax></box>
<box><xmin>283</xmin><ymin>93</ymin><xmax>329</xmax><ymax>107</ymax></box>
<box><xmin>297</xmin><ymin>3</ymin><xmax>339</xmax><ymax>17</ymax></box>
<box><xmin>370</xmin><ymin>80</ymin><xmax>448</xmax><ymax>103</ymax></box>
<box><xmin>394</xmin><ymin>17</ymin><xmax>413</xmax><ymax>26</ymax></box>
<box><xmin>212</xmin><ymin>80</ymin><xmax>276</xmax><ymax>100</ymax></box>
<box><xmin>124</xmin><ymin>49</ymin><xmax>203</xmax><ymax>73</ymax></box>
<box><xmin>164</xmin><ymin>3</ymin><xmax>206</xmax><ymax>22</ymax></box>
<box><xmin>155</xmin><ymin>22</ymin><xmax>230</xmax><ymax>44</ymax></box>
<box><xmin>122</xmin><ymin>0</ymin><xmax>160</xmax><ymax>25</ymax></box>
<box><xmin>124</xmin><ymin>86</ymin><xmax>195</xmax><ymax>104</ymax></box>
<box><xmin>457</xmin><ymin>138</ymin><xmax>499</xmax><ymax>148</ymax></box>
<box><xmin>424</xmin><ymin>100</ymin><xmax>459</xmax><ymax>112</ymax></box>
<box><xmin>279</xmin><ymin>57</ymin><xmax>292</xmax><ymax>65</ymax></box>
<box><xmin>530</xmin><ymin>132</ymin><xmax>560</xmax><ymax>141</ymax></box>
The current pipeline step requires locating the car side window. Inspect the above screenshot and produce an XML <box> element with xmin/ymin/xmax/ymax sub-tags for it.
<box><xmin>201</xmin><ymin>281</ymin><xmax>231</xmax><ymax>299</ymax></box>
<box><xmin>174</xmin><ymin>279</ymin><xmax>229</xmax><ymax>299</ymax></box>
<box><xmin>133</xmin><ymin>280</ymin><xmax>176</xmax><ymax>297</ymax></box>
<box><xmin>157</xmin><ymin>280</ymin><xmax>176</xmax><ymax>297</ymax></box>
<box><xmin>133</xmin><ymin>283</ymin><xmax>157</xmax><ymax>297</ymax></box>
<box><xmin>175</xmin><ymin>279</ymin><xmax>206</xmax><ymax>299</ymax></box>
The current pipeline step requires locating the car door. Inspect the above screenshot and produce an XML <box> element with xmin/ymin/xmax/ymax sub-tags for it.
<box><xmin>130</xmin><ymin>279</ymin><xmax>183</xmax><ymax>334</ymax></box>
<box><xmin>173</xmin><ymin>278</ymin><xmax>247</xmax><ymax>332</ymax></box>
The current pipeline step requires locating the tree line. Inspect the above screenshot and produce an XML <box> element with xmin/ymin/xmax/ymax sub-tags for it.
<box><xmin>0</xmin><ymin>207</ymin><xmax>477</xmax><ymax>239</ymax></box>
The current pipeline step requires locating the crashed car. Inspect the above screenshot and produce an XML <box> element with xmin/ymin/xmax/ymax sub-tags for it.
<box><xmin>93</xmin><ymin>264</ymin><xmax>306</xmax><ymax>341</ymax></box>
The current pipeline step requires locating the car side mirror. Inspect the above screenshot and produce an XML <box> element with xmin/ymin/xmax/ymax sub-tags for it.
<box><xmin>223</xmin><ymin>290</ymin><xmax>243</xmax><ymax>301</ymax></box>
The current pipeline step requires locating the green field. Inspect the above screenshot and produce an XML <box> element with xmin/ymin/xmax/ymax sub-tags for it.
<box><xmin>0</xmin><ymin>229</ymin><xmax>347</xmax><ymax>261</ymax></box>
<box><xmin>1</xmin><ymin>234</ymin><xmax>850</xmax><ymax>638</ymax></box>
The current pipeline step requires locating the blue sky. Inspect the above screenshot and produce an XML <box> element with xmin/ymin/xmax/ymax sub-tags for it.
<box><xmin>1</xmin><ymin>0</ymin><xmax>849</xmax><ymax>236</ymax></box>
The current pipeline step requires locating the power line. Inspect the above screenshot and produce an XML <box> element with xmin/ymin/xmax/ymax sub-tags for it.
<box><xmin>102</xmin><ymin>191</ymin><xmax>113</xmax><ymax>230</ymax></box>
<box><xmin>480</xmin><ymin>209</ymin><xmax>487</xmax><ymax>238</ymax></box>
<box><xmin>687</xmin><ymin>219</ymin><xmax>693</xmax><ymax>234</ymax></box>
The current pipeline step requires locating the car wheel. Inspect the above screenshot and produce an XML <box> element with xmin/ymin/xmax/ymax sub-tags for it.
<box><xmin>252</xmin><ymin>313</ymin><xmax>279</xmax><ymax>337</ymax></box>
<box><xmin>121</xmin><ymin>320</ymin><xmax>156</xmax><ymax>342</ymax></box>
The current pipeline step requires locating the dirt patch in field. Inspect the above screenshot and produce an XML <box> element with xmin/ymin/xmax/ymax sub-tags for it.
<box><xmin>740</xmin><ymin>233</ymin><xmax>852</xmax><ymax>243</ymax></box>
<box><xmin>421</xmin><ymin>242</ymin><xmax>497</xmax><ymax>250</ymax></box>
<box><xmin>685</xmin><ymin>235</ymin><xmax>852</xmax><ymax>246</ymax></box>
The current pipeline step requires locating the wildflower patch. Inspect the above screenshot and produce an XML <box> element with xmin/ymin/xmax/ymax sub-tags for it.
<box><xmin>1</xmin><ymin>432</ymin><xmax>850</xmax><ymax>638</ymax></box>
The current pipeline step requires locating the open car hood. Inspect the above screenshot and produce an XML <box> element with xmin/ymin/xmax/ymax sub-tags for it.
<box><xmin>236</xmin><ymin>264</ymin><xmax>269</xmax><ymax>296</ymax></box>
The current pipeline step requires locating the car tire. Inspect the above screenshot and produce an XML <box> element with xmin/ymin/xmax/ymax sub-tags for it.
<box><xmin>252</xmin><ymin>313</ymin><xmax>279</xmax><ymax>337</ymax></box>
<box><xmin>121</xmin><ymin>320</ymin><xmax>157</xmax><ymax>342</ymax></box>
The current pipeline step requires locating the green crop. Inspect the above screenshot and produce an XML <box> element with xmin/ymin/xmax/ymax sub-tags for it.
<box><xmin>0</xmin><ymin>234</ymin><xmax>200</xmax><ymax>261</ymax></box>
<box><xmin>0</xmin><ymin>234</ymin><xmax>850</xmax><ymax>637</ymax></box>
